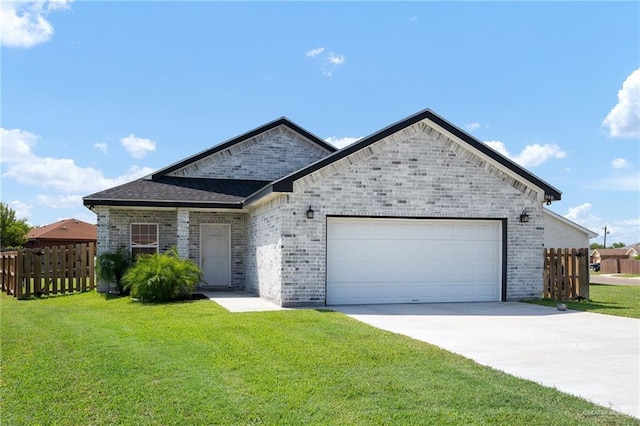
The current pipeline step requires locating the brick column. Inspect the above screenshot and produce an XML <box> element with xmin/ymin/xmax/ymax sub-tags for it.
<box><xmin>94</xmin><ymin>206</ymin><xmax>111</xmax><ymax>293</ymax></box>
<box><xmin>177</xmin><ymin>208</ymin><xmax>190</xmax><ymax>259</ymax></box>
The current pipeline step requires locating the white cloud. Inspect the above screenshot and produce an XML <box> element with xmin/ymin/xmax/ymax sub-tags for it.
<box><xmin>1</xmin><ymin>127</ymin><xmax>155</xmax><ymax>194</ymax></box>
<box><xmin>595</xmin><ymin>173</ymin><xmax>640</xmax><ymax>192</ymax></box>
<box><xmin>306</xmin><ymin>46</ymin><xmax>346</xmax><ymax>77</ymax></box>
<box><xmin>562</xmin><ymin>203</ymin><xmax>640</xmax><ymax>246</ymax></box>
<box><xmin>94</xmin><ymin>142</ymin><xmax>107</xmax><ymax>154</ymax></box>
<box><xmin>327</xmin><ymin>53</ymin><xmax>345</xmax><ymax>65</ymax></box>
<box><xmin>465</xmin><ymin>122</ymin><xmax>481</xmax><ymax>131</ymax></box>
<box><xmin>325</xmin><ymin>136</ymin><xmax>361</xmax><ymax>149</ymax></box>
<box><xmin>611</xmin><ymin>158</ymin><xmax>630</xmax><ymax>169</ymax></box>
<box><xmin>120</xmin><ymin>134</ymin><xmax>156</xmax><ymax>158</ymax></box>
<box><xmin>0</xmin><ymin>128</ymin><xmax>38</xmax><ymax>162</ymax></box>
<box><xmin>409</xmin><ymin>16</ymin><xmax>418</xmax><ymax>22</ymax></box>
<box><xmin>305</xmin><ymin>47</ymin><xmax>325</xmax><ymax>58</ymax></box>
<box><xmin>0</xmin><ymin>0</ymin><xmax>72</xmax><ymax>48</ymax></box>
<box><xmin>8</xmin><ymin>200</ymin><xmax>32</xmax><ymax>220</ymax></box>
<box><xmin>483</xmin><ymin>140</ymin><xmax>566</xmax><ymax>167</ymax></box>
<box><xmin>602</xmin><ymin>68</ymin><xmax>640</xmax><ymax>138</ymax></box>
<box><xmin>36</xmin><ymin>194</ymin><xmax>83</xmax><ymax>209</ymax></box>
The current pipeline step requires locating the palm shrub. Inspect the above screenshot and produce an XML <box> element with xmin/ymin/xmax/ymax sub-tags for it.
<box><xmin>123</xmin><ymin>247</ymin><xmax>202</xmax><ymax>302</ymax></box>
<box><xmin>96</xmin><ymin>246</ymin><xmax>133</xmax><ymax>295</ymax></box>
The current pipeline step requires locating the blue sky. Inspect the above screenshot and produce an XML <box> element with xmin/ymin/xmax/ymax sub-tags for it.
<box><xmin>1</xmin><ymin>1</ymin><xmax>639</xmax><ymax>245</ymax></box>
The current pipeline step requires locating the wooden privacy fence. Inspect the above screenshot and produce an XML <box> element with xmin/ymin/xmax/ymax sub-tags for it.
<box><xmin>601</xmin><ymin>259</ymin><xmax>640</xmax><ymax>274</ymax></box>
<box><xmin>543</xmin><ymin>248</ymin><xmax>589</xmax><ymax>301</ymax></box>
<box><xmin>1</xmin><ymin>243</ymin><xmax>95</xmax><ymax>299</ymax></box>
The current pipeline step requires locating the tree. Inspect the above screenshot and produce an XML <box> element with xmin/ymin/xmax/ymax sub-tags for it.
<box><xmin>590</xmin><ymin>243</ymin><xmax>604</xmax><ymax>250</ymax></box>
<box><xmin>611</xmin><ymin>242</ymin><xmax>626</xmax><ymax>248</ymax></box>
<box><xmin>0</xmin><ymin>202</ymin><xmax>30</xmax><ymax>250</ymax></box>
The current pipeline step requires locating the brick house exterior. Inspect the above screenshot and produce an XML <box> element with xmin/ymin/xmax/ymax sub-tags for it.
<box><xmin>84</xmin><ymin>109</ymin><xmax>563</xmax><ymax>307</ymax></box>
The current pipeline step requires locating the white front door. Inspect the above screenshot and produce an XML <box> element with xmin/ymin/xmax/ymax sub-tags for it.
<box><xmin>200</xmin><ymin>224</ymin><xmax>230</xmax><ymax>287</ymax></box>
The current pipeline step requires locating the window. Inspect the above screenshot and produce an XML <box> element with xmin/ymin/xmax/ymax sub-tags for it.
<box><xmin>131</xmin><ymin>223</ymin><xmax>158</xmax><ymax>258</ymax></box>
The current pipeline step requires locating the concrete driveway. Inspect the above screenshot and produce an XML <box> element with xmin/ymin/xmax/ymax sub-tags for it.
<box><xmin>332</xmin><ymin>302</ymin><xmax>640</xmax><ymax>419</ymax></box>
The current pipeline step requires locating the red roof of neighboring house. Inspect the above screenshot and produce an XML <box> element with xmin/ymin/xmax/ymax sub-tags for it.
<box><xmin>27</xmin><ymin>218</ymin><xmax>97</xmax><ymax>242</ymax></box>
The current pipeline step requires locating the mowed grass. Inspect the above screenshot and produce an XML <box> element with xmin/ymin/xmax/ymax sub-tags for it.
<box><xmin>1</xmin><ymin>293</ymin><xmax>636</xmax><ymax>425</ymax></box>
<box><xmin>531</xmin><ymin>284</ymin><xmax>640</xmax><ymax>319</ymax></box>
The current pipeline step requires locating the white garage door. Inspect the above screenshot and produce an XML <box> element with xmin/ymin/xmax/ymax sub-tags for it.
<box><xmin>326</xmin><ymin>217</ymin><xmax>502</xmax><ymax>305</ymax></box>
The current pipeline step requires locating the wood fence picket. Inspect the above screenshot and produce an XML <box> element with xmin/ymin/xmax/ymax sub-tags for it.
<box><xmin>543</xmin><ymin>248</ymin><xmax>589</xmax><ymax>301</ymax></box>
<box><xmin>0</xmin><ymin>243</ymin><xmax>95</xmax><ymax>298</ymax></box>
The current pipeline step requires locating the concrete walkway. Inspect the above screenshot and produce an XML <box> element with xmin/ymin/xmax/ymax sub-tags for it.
<box><xmin>332</xmin><ymin>302</ymin><xmax>640</xmax><ymax>419</ymax></box>
<box><xmin>200</xmin><ymin>291</ymin><xmax>287</xmax><ymax>312</ymax></box>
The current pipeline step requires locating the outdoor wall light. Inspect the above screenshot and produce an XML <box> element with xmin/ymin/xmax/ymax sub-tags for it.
<box><xmin>519</xmin><ymin>208</ymin><xmax>530</xmax><ymax>223</ymax></box>
<box><xmin>306</xmin><ymin>205</ymin><xmax>315</xmax><ymax>220</ymax></box>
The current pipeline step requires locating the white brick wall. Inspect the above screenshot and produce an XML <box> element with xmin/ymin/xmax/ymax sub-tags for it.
<box><xmin>250</xmin><ymin>124</ymin><xmax>545</xmax><ymax>306</ymax></box>
<box><xmin>245</xmin><ymin>198</ymin><xmax>284</xmax><ymax>304</ymax></box>
<box><xmin>168</xmin><ymin>126</ymin><xmax>331</xmax><ymax>181</ymax></box>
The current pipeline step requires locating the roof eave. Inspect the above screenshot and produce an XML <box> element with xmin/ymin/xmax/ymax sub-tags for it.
<box><xmin>82</xmin><ymin>199</ymin><xmax>244</xmax><ymax>210</ymax></box>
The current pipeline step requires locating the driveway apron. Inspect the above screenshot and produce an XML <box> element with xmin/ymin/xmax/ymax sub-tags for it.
<box><xmin>332</xmin><ymin>302</ymin><xmax>640</xmax><ymax>419</ymax></box>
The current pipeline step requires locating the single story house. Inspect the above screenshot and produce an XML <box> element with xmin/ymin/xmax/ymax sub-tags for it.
<box><xmin>542</xmin><ymin>208</ymin><xmax>597</xmax><ymax>250</ymax></box>
<box><xmin>84</xmin><ymin>108</ymin><xmax>565</xmax><ymax>307</ymax></box>
<box><xmin>25</xmin><ymin>218</ymin><xmax>97</xmax><ymax>249</ymax></box>
<box><xmin>591</xmin><ymin>248</ymin><xmax>639</xmax><ymax>264</ymax></box>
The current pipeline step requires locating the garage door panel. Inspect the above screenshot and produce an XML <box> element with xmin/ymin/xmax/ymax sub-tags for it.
<box><xmin>327</xmin><ymin>218</ymin><xmax>502</xmax><ymax>305</ymax></box>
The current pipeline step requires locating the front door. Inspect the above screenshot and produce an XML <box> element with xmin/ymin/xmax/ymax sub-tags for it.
<box><xmin>200</xmin><ymin>224</ymin><xmax>230</xmax><ymax>287</ymax></box>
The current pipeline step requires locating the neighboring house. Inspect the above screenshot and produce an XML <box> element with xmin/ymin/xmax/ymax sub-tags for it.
<box><xmin>83</xmin><ymin>108</ymin><xmax>563</xmax><ymax>307</ymax></box>
<box><xmin>25</xmin><ymin>218</ymin><xmax>97</xmax><ymax>249</ymax></box>
<box><xmin>591</xmin><ymin>248</ymin><xmax>639</xmax><ymax>264</ymax></box>
<box><xmin>543</xmin><ymin>209</ymin><xmax>597</xmax><ymax>250</ymax></box>
<box><xmin>624</xmin><ymin>243</ymin><xmax>640</xmax><ymax>253</ymax></box>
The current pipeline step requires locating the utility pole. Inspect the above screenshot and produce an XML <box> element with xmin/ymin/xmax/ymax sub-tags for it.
<box><xmin>602</xmin><ymin>225</ymin><xmax>610</xmax><ymax>248</ymax></box>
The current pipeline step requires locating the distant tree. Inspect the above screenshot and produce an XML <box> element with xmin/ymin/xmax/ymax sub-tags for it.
<box><xmin>0</xmin><ymin>202</ymin><xmax>30</xmax><ymax>250</ymax></box>
<box><xmin>611</xmin><ymin>242</ymin><xmax>626</xmax><ymax>248</ymax></box>
<box><xmin>590</xmin><ymin>243</ymin><xmax>604</xmax><ymax>250</ymax></box>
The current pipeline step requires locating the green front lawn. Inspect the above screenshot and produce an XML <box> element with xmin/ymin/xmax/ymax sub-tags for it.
<box><xmin>1</xmin><ymin>292</ymin><xmax>636</xmax><ymax>425</ymax></box>
<box><xmin>531</xmin><ymin>284</ymin><xmax>640</xmax><ymax>319</ymax></box>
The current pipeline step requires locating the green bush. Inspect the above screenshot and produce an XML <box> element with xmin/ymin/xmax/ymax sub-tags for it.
<box><xmin>123</xmin><ymin>248</ymin><xmax>201</xmax><ymax>302</ymax></box>
<box><xmin>96</xmin><ymin>246</ymin><xmax>133</xmax><ymax>295</ymax></box>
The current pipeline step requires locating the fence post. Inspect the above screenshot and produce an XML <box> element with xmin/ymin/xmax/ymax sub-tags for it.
<box><xmin>88</xmin><ymin>242</ymin><xmax>96</xmax><ymax>290</ymax></box>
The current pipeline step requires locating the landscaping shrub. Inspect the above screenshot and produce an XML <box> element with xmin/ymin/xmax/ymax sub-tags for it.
<box><xmin>96</xmin><ymin>246</ymin><xmax>133</xmax><ymax>295</ymax></box>
<box><xmin>123</xmin><ymin>247</ymin><xmax>201</xmax><ymax>302</ymax></box>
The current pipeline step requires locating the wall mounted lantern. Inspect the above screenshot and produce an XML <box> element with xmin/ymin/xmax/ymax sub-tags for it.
<box><xmin>306</xmin><ymin>205</ymin><xmax>314</xmax><ymax>220</ymax></box>
<box><xmin>519</xmin><ymin>208</ymin><xmax>530</xmax><ymax>223</ymax></box>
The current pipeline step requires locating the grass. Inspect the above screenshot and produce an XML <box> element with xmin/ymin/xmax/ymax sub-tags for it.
<box><xmin>530</xmin><ymin>284</ymin><xmax>640</xmax><ymax>319</ymax></box>
<box><xmin>1</xmin><ymin>293</ymin><xmax>637</xmax><ymax>425</ymax></box>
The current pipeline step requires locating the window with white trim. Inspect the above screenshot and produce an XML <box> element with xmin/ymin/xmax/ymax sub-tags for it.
<box><xmin>131</xmin><ymin>223</ymin><xmax>158</xmax><ymax>257</ymax></box>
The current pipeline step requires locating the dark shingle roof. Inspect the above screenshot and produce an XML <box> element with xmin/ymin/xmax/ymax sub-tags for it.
<box><xmin>83</xmin><ymin>177</ymin><xmax>271</xmax><ymax>209</ymax></box>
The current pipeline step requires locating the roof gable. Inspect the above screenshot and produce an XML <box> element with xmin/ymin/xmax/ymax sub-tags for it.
<box><xmin>247</xmin><ymin>108</ymin><xmax>562</xmax><ymax>204</ymax></box>
<box><xmin>152</xmin><ymin>117</ymin><xmax>337</xmax><ymax>179</ymax></box>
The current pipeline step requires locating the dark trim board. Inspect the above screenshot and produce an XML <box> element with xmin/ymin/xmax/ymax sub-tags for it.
<box><xmin>85</xmin><ymin>200</ymin><xmax>244</xmax><ymax>209</ymax></box>
<box><xmin>324</xmin><ymin>215</ymin><xmax>507</xmax><ymax>305</ymax></box>
<box><xmin>501</xmin><ymin>219</ymin><xmax>507</xmax><ymax>302</ymax></box>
